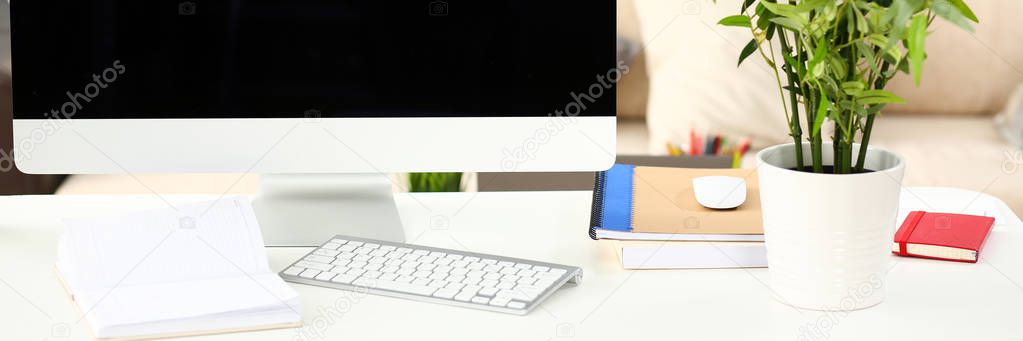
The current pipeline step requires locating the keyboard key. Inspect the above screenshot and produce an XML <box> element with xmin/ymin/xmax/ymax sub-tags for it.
<box><xmin>379</xmin><ymin>273</ymin><xmax>399</xmax><ymax>281</ymax></box>
<box><xmin>412</xmin><ymin>278</ymin><xmax>431</xmax><ymax>286</ymax></box>
<box><xmin>419</xmin><ymin>263</ymin><xmax>437</xmax><ymax>271</ymax></box>
<box><xmin>483</xmin><ymin>272</ymin><xmax>502</xmax><ymax>280</ymax></box>
<box><xmin>396</xmin><ymin>247</ymin><xmax>413</xmax><ymax>254</ymax></box>
<box><xmin>471</xmin><ymin>296</ymin><xmax>490</xmax><ymax>304</ymax></box>
<box><xmin>354</xmin><ymin>277</ymin><xmax>435</xmax><ymax>296</ymax></box>
<box><xmin>454</xmin><ymin>292</ymin><xmax>475</xmax><ymax>302</ymax></box>
<box><xmin>498</xmin><ymin>261</ymin><xmax>514</xmax><ymax>267</ymax></box>
<box><xmin>331</xmin><ymin>265</ymin><xmax>350</xmax><ymax>274</ymax></box>
<box><xmin>500</xmin><ymin>267</ymin><xmax>519</xmax><ymax>275</ymax></box>
<box><xmin>347</xmin><ymin>241</ymin><xmax>364</xmax><ymax>247</ymax></box>
<box><xmin>490</xmin><ymin>297</ymin><xmax>511</xmax><ymax>307</ymax></box>
<box><xmin>532</xmin><ymin>265</ymin><xmax>549</xmax><ymax>272</ymax></box>
<box><xmin>481</xmin><ymin>259</ymin><xmax>498</xmax><ymax>265</ymax></box>
<box><xmin>434</xmin><ymin>258</ymin><xmax>454</xmax><ymax>266</ymax></box>
<box><xmin>331</xmin><ymin>259</ymin><xmax>351</xmax><ymax>267</ymax></box>
<box><xmin>412</xmin><ymin>270</ymin><xmax>432</xmax><ymax>278</ymax></box>
<box><xmin>428</xmin><ymin>280</ymin><xmax>448</xmax><ymax>288</ymax></box>
<box><xmin>305</xmin><ymin>255</ymin><xmax>335</xmax><ymax>264</ymax></box>
<box><xmin>518</xmin><ymin>269</ymin><xmax>536</xmax><ymax>278</ymax></box>
<box><xmin>484</xmin><ymin>265</ymin><xmax>502</xmax><ymax>273</ymax></box>
<box><xmin>412</xmin><ymin>249</ymin><xmax>430</xmax><ymax>256</ymax></box>
<box><xmin>396</xmin><ymin>275</ymin><xmax>414</xmax><ymax>283</ymax></box>
<box><xmin>322</xmin><ymin>242</ymin><xmax>342</xmax><ymax>250</ymax></box>
<box><xmin>299</xmin><ymin>269</ymin><xmax>321</xmax><ymax>278</ymax></box>
<box><xmin>462</xmin><ymin>277</ymin><xmax>483</xmax><ymax>285</ymax></box>
<box><xmin>349</xmin><ymin>261</ymin><xmax>368</xmax><ymax>269</ymax></box>
<box><xmin>338</xmin><ymin>244</ymin><xmax>358</xmax><ymax>252</ymax></box>
<box><xmin>480</xmin><ymin>279</ymin><xmax>499</xmax><ymax>287</ymax></box>
<box><xmin>429</xmin><ymin>251</ymin><xmax>447</xmax><ymax>258</ymax></box>
<box><xmin>517</xmin><ymin>276</ymin><xmax>537</xmax><ymax>285</ymax></box>
<box><xmin>396</xmin><ymin>268</ymin><xmax>415</xmax><ymax>276</ymax></box>
<box><xmin>364</xmin><ymin>263</ymin><xmax>383</xmax><ymax>271</ymax></box>
<box><xmin>296</xmin><ymin>261</ymin><xmax>334</xmax><ymax>272</ymax></box>
<box><xmin>496</xmin><ymin>281</ymin><xmax>515</xmax><ymax>289</ymax></box>
<box><xmin>419</xmin><ymin>256</ymin><xmax>438</xmax><ymax>264</ymax></box>
<box><xmin>367</xmin><ymin>257</ymin><xmax>387</xmax><ymax>266</ymax></box>
<box><xmin>370</xmin><ymin>249</ymin><xmax>390</xmax><ymax>257</ymax></box>
<box><xmin>467</xmin><ymin>262</ymin><xmax>485</xmax><ymax>270</ymax></box>
<box><xmin>548</xmin><ymin>268</ymin><xmax>567</xmax><ymax>276</ymax></box>
<box><xmin>355</xmin><ymin>247</ymin><xmax>373</xmax><ymax>255</ymax></box>
<box><xmin>429</xmin><ymin>272</ymin><xmax>448</xmax><ymax>280</ymax></box>
<box><xmin>507</xmin><ymin>301</ymin><xmax>527</xmax><ymax>309</ymax></box>
<box><xmin>515</xmin><ymin>263</ymin><xmax>533</xmax><ymax>270</ymax></box>
<box><xmin>464</xmin><ymin>256</ymin><xmax>480</xmax><ymax>262</ymax></box>
<box><xmin>479</xmin><ymin>287</ymin><xmax>499</xmax><ymax>297</ymax></box>
<box><xmin>446</xmin><ymin>275</ymin><xmax>466</xmax><ymax>283</ymax></box>
<box><xmin>315</xmin><ymin>272</ymin><xmax>338</xmax><ymax>281</ymax></box>
<box><xmin>314</xmin><ymin>249</ymin><xmax>340</xmax><ymax>257</ymax></box>
<box><xmin>380</xmin><ymin>245</ymin><xmax>397</xmax><ymax>251</ymax></box>
<box><xmin>402</xmin><ymin>254</ymin><xmax>422</xmax><ymax>262</ymax></box>
<box><xmin>381</xmin><ymin>266</ymin><xmax>399</xmax><ymax>273</ymax></box>
<box><xmin>445</xmin><ymin>282</ymin><xmax>465</xmax><ymax>291</ymax></box>
<box><xmin>331</xmin><ymin>274</ymin><xmax>357</xmax><ymax>284</ymax></box>
<box><xmin>353</xmin><ymin>254</ymin><xmax>372</xmax><ymax>262</ymax></box>
<box><xmin>433</xmin><ymin>288</ymin><xmax>459</xmax><ymax>299</ymax></box>
<box><xmin>446</xmin><ymin>254</ymin><xmax>464</xmax><ymax>260</ymax></box>
<box><xmin>347</xmin><ymin>268</ymin><xmax>366</xmax><ymax>277</ymax></box>
<box><xmin>330</xmin><ymin>238</ymin><xmax>348</xmax><ymax>245</ymax></box>
<box><xmin>363</xmin><ymin>270</ymin><xmax>382</xmax><ymax>279</ymax></box>
<box><xmin>364</xmin><ymin>243</ymin><xmax>380</xmax><ymax>249</ymax></box>
<box><xmin>283</xmin><ymin>266</ymin><xmax>304</xmax><ymax>276</ymax></box>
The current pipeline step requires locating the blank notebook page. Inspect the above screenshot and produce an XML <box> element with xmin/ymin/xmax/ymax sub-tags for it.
<box><xmin>57</xmin><ymin>197</ymin><xmax>299</xmax><ymax>337</ymax></box>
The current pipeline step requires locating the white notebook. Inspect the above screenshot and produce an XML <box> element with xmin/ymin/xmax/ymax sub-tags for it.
<box><xmin>614</xmin><ymin>241</ymin><xmax>767</xmax><ymax>269</ymax></box>
<box><xmin>56</xmin><ymin>197</ymin><xmax>301</xmax><ymax>340</ymax></box>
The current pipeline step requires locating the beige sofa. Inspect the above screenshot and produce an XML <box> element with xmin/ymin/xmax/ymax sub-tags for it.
<box><xmin>619</xmin><ymin>0</ymin><xmax>1023</xmax><ymax>213</ymax></box>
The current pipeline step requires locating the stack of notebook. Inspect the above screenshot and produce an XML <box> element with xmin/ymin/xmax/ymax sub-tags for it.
<box><xmin>589</xmin><ymin>164</ymin><xmax>767</xmax><ymax>269</ymax></box>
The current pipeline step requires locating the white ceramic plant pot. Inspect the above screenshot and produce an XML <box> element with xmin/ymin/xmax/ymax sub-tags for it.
<box><xmin>756</xmin><ymin>142</ymin><xmax>904</xmax><ymax>311</ymax></box>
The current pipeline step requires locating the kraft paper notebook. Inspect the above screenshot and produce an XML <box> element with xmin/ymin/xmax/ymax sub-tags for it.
<box><xmin>589</xmin><ymin>164</ymin><xmax>763</xmax><ymax>240</ymax></box>
<box><xmin>56</xmin><ymin>197</ymin><xmax>302</xmax><ymax>340</ymax></box>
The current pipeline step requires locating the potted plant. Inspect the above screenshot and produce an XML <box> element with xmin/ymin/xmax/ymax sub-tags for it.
<box><xmin>718</xmin><ymin>0</ymin><xmax>977</xmax><ymax>310</ymax></box>
<box><xmin>408</xmin><ymin>172</ymin><xmax>464</xmax><ymax>192</ymax></box>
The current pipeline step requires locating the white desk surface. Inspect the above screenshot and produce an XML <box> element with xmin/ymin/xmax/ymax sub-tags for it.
<box><xmin>2</xmin><ymin>188</ymin><xmax>1023</xmax><ymax>341</ymax></box>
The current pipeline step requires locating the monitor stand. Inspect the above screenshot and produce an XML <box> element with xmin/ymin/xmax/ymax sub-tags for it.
<box><xmin>253</xmin><ymin>174</ymin><xmax>407</xmax><ymax>246</ymax></box>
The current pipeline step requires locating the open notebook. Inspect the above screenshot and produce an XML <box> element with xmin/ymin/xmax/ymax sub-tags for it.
<box><xmin>56</xmin><ymin>197</ymin><xmax>301</xmax><ymax>340</ymax></box>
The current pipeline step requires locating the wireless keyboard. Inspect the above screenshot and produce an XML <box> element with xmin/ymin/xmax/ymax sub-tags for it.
<box><xmin>280</xmin><ymin>235</ymin><xmax>582</xmax><ymax>315</ymax></box>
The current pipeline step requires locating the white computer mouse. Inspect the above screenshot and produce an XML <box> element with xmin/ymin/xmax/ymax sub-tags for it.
<box><xmin>692</xmin><ymin>176</ymin><xmax>747</xmax><ymax>209</ymax></box>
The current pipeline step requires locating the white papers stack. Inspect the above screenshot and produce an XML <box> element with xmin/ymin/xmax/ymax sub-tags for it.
<box><xmin>57</xmin><ymin>197</ymin><xmax>301</xmax><ymax>340</ymax></box>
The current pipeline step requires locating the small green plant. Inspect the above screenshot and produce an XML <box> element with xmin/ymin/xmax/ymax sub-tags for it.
<box><xmin>718</xmin><ymin>0</ymin><xmax>977</xmax><ymax>173</ymax></box>
<box><xmin>408</xmin><ymin>172</ymin><xmax>463</xmax><ymax>192</ymax></box>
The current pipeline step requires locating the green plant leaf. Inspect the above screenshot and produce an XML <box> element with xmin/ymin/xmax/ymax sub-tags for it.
<box><xmin>856</xmin><ymin>89</ymin><xmax>906</xmax><ymax>105</ymax></box>
<box><xmin>718</xmin><ymin>15</ymin><xmax>752</xmax><ymax>28</ymax></box>
<box><xmin>907</xmin><ymin>14</ymin><xmax>927</xmax><ymax>85</ymax></box>
<box><xmin>932</xmin><ymin>0</ymin><xmax>974</xmax><ymax>32</ymax></box>
<box><xmin>769</xmin><ymin>17</ymin><xmax>804</xmax><ymax>31</ymax></box>
<box><xmin>841</xmin><ymin>81</ymin><xmax>865</xmax><ymax>95</ymax></box>
<box><xmin>737</xmin><ymin>39</ymin><xmax>758</xmax><ymax>66</ymax></box>
<box><xmin>760</xmin><ymin>1</ymin><xmax>800</xmax><ymax>17</ymax></box>
<box><xmin>948</xmin><ymin>0</ymin><xmax>979</xmax><ymax>22</ymax></box>
<box><xmin>812</xmin><ymin>90</ymin><xmax>828</xmax><ymax>138</ymax></box>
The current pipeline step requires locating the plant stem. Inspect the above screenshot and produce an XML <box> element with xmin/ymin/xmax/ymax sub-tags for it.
<box><xmin>854</xmin><ymin>61</ymin><xmax>892</xmax><ymax>172</ymax></box>
<box><xmin>778</xmin><ymin>28</ymin><xmax>804</xmax><ymax>171</ymax></box>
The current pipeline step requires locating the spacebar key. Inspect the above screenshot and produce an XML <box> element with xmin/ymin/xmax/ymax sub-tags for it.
<box><xmin>353</xmin><ymin>277</ymin><xmax>436</xmax><ymax>296</ymax></box>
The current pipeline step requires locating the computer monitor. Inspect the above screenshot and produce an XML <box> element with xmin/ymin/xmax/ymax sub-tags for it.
<box><xmin>10</xmin><ymin>1</ymin><xmax>616</xmax><ymax>245</ymax></box>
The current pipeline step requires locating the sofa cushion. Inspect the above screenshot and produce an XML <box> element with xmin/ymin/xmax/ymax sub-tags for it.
<box><xmin>867</xmin><ymin>115</ymin><xmax>1023</xmax><ymax>215</ymax></box>
<box><xmin>635</xmin><ymin>0</ymin><xmax>1023</xmax><ymax>153</ymax></box>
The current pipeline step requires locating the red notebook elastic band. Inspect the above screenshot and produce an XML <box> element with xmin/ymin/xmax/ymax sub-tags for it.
<box><xmin>896</xmin><ymin>211</ymin><xmax>926</xmax><ymax>256</ymax></box>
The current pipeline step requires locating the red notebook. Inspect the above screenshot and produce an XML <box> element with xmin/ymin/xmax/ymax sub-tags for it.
<box><xmin>892</xmin><ymin>211</ymin><xmax>995</xmax><ymax>263</ymax></box>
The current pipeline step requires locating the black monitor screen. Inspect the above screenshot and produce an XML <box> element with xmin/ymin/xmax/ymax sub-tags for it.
<box><xmin>12</xmin><ymin>1</ymin><xmax>616</xmax><ymax>119</ymax></box>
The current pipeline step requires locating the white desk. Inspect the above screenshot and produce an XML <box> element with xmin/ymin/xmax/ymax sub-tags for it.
<box><xmin>2</xmin><ymin>188</ymin><xmax>1023</xmax><ymax>340</ymax></box>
